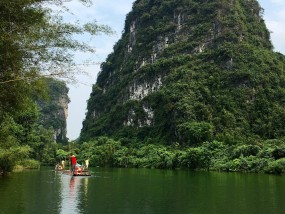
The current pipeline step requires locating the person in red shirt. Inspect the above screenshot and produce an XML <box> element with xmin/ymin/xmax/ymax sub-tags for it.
<box><xmin>70</xmin><ymin>155</ymin><xmax>77</xmax><ymax>173</ymax></box>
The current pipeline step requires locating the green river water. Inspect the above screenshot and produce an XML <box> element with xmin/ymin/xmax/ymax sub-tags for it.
<box><xmin>0</xmin><ymin>167</ymin><xmax>284</xmax><ymax>214</ymax></box>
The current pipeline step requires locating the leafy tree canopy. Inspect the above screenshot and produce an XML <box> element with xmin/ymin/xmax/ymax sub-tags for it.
<box><xmin>0</xmin><ymin>0</ymin><xmax>112</xmax><ymax>173</ymax></box>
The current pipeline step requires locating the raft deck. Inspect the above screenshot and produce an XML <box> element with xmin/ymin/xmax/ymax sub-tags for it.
<box><xmin>61</xmin><ymin>170</ymin><xmax>91</xmax><ymax>176</ymax></box>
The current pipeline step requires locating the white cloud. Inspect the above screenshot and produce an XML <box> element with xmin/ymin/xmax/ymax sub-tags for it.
<box><xmin>263</xmin><ymin>11</ymin><xmax>285</xmax><ymax>53</ymax></box>
<box><xmin>266</xmin><ymin>20</ymin><xmax>285</xmax><ymax>53</ymax></box>
<box><xmin>269</xmin><ymin>0</ymin><xmax>285</xmax><ymax>5</ymax></box>
<box><xmin>93</xmin><ymin>0</ymin><xmax>133</xmax><ymax>15</ymax></box>
<box><xmin>60</xmin><ymin>0</ymin><xmax>133</xmax><ymax>25</ymax></box>
<box><xmin>259</xmin><ymin>0</ymin><xmax>285</xmax><ymax>53</ymax></box>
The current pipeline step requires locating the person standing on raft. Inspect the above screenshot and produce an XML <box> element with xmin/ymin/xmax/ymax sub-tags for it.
<box><xmin>70</xmin><ymin>155</ymin><xmax>77</xmax><ymax>173</ymax></box>
<box><xmin>61</xmin><ymin>160</ymin><xmax>65</xmax><ymax>169</ymax></box>
<box><xmin>85</xmin><ymin>159</ymin><xmax>89</xmax><ymax>169</ymax></box>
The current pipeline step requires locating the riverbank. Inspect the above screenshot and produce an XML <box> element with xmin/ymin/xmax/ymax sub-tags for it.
<box><xmin>70</xmin><ymin>137</ymin><xmax>285</xmax><ymax>175</ymax></box>
<box><xmin>13</xmin><ymin>159</ymin><xmax>40</xmax><ymax>172</ymax></box>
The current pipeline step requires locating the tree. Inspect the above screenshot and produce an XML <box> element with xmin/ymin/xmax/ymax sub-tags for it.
<box><xmin>0</xmin><ymin>0</ymin><xmax>113</xmax><ymax>122</ymax></box>
<box><xmin>0</xmin><ymin>0</ymin><xmax>113</xmax><ymax>173</ymax></box>
<box><xmin>0</xmin><ymin>0</ymin><xmax>112</xmax><ymax>84</ymax></box>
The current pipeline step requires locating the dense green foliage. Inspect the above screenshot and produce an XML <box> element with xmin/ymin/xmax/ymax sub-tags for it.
<box><xmin>0</xmin><ymin>0</ymin><xmax>110</xmax><ymax>174</ymax></box>
<box><xmin>74</xmin><ymin>137</ymin><xmax>285</xmax><ymax>175</ymax></box>
<box><xmin>0</xmin><ymin>76</ymin><xmax>73</xmax><ymax>174</ymax></box>
<box><xmin>2</xmin><ymin>0</ymin><xmax>285</xmax><ymax>177</ymax></box>
<box><xmin>81</xmin><ymin>0</ymin><xmax>285</xmax><ymax>148</ymax></box>
<box><xmin>77</xmin><ymin>0</ymin><xmax>285</xmax><ymax>176</ymax></box>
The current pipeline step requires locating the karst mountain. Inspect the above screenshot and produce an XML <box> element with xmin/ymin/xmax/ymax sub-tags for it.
<box><xmin>80</xmin><ymin>0</ymin><xmax>285</xmax><ymax>145</ymax></box>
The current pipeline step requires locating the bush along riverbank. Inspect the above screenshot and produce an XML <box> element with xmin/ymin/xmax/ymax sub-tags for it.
<box><xmin>73</xmin><ymin>137</ymin><xmax>285</xmax><ymax>175</ymax></box>
<box><xmin>13</xmin><ymin>159</ymin><xmax>41</xmax><ymax>172</ymax></box>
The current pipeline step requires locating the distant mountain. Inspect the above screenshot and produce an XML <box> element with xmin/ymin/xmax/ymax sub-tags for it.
<box><xmin>37</xmin><ymin>78</ymin><xmax>69</xmax><ymax>143</ymax></box>
<box><xmin>81</xmin><ymin>0</ymin><xmax>285</xmax><ymax>145</ymax></box>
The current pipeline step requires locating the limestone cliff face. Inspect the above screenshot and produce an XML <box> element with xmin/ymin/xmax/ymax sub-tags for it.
<box><xmin>81</xmin><ymin>0</ymin><xmax>285</xmax><ymax>144</ymax></box>
<box><xmin>37</xmin><ymin>78</ymin><xmax>69</xmax><ymax>143</ymax></box>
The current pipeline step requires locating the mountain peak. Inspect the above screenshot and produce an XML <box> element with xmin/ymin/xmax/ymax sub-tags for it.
<box><xmin>80</xmin><ymin>0</ymin><xmax>284</xmax><ymax>145</ymax></box>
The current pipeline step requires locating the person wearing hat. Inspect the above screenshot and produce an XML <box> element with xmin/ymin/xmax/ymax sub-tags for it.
<box><xmin>70</xmin><ymin>155</ymin><xmax>77</xmax><ymax>173</ymax></box>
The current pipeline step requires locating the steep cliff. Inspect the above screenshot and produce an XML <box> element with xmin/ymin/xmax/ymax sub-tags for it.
<box><xmin>81</xmin><ymin>0</ymin><xmax>285</xmax><ymax>145</ymax></box>
<box><xmin>37</xmin><ymin>78</ymin><xmax>69</xmax><ymax>143</ymax></box>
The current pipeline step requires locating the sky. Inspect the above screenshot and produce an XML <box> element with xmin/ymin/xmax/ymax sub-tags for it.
<box><xmin>65</xmin><ymin>0</ymin><xmax>285</xmax><ymax>141</ymax></box>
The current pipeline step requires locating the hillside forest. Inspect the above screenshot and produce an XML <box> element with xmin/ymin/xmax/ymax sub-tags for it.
<box><xmin>1</xmin><ymin>0</ymin><xmax>285</xmax><ymax>175</ymax></box>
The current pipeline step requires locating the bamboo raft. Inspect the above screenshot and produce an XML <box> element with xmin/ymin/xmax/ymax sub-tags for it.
<box><xmin>60</xmin><ymin>169</ymin><xmax>91</xmax><ymax>176</ymax></box>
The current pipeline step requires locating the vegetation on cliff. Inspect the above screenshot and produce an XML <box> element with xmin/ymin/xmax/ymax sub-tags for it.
<box><xmin>77</xmin><ymin>0</ymin><xmax>285</xmax><ymax>174</ymax></box>
<box><xmin>81</xmin><ymin>0</ymin><xmax>285</xmax><ymax>147</ymax></box>
<box><xmin>2</xmin><ymin>0</ymin><xmax>285</xmax><ymax>176</ymax></box>
<box><xmin>36</xmin><ymin>78</ymin><xmax>70</xmax><ymax>144</ymax></box>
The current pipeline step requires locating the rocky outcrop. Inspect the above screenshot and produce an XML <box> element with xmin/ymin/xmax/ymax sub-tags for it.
<box><xmin>81</xmin><ymin>0</ymin><xmax>285</xmax><ymax>144</ymax></box>
<box><xmin>37</xmin><ymin>78</ymin><xmax>69</xmax><ymax>143</ymax></box>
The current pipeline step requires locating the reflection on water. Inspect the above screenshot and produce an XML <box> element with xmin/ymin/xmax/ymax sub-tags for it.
<box><xmin>1</xmin><ymin>168</ymin><xmax>285</xmax><ymax>214</ymax></box>
<box><xmin>59</xmin><ymin>174</ymin><xmax>90</xmax><ymax>214</ymax></box>
<box><xmin>84</xmin><ymin>176</ymin><xmax>89</xmax><ymax>197</ymax></box>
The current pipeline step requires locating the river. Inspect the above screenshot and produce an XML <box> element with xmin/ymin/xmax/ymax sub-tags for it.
<box><xmin>0</xmin><ymin>167</ymin><xmax>284</xmax><ymax>214</ymax></box>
